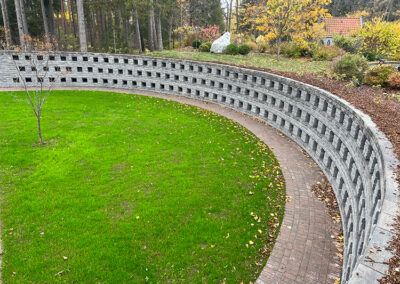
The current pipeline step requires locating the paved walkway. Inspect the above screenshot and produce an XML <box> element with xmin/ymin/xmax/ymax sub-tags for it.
<box><xmin>2</xmin><ymin>87</ymin><xmax>342</xmax><ymax>283</ymax></box>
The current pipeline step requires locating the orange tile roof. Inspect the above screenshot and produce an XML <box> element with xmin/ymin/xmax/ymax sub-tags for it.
<box><xmin>324</xmin><ymin>17</ymin><xmax>362</xmax><ymax>36</ymax></box>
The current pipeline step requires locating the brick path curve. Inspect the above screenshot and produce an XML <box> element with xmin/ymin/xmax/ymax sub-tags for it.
<box><xmin>2</xmin><ymin>87</ymin><xmax>342</xmax><ymax>283</ymax></box>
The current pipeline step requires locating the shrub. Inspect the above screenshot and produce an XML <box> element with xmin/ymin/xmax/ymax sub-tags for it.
<box><xmin>313</xmin><ymin>46</ymin><xmax>344</xmax><ymax>61</ymax></box>
<box><xmin>389</xmin><ymin>52</ymin><xmax>400</xmax><ymax>61</ymax></box>
<box><xmin>359</xmin><ymin>19</ymin><xmax>400</xmax><ymax>59</ymax></box>
<box><xmin>183</xmin><ymin>31</ymin><xmax>198</xmax><ymax>47</ymax></box>
<box><xmin>245</xmin><ymin>41</ymin><xmax>257</xmax><ymax>51</ymax></box>
<box><xmin>388</xmin><ymin>72</ymin><xmax>400</xmax><ymax>89</ymax></box>
<box><xmin>238</xmin><ymin>44</ymin><xmax>251</xmax><ymax>55</ymax></box>
<box><xmin>255</xmin><ymin>36</ymin><xmax>268</xmax><ymax>53</ymax></box>
<box><xmin>192</xmin><ymin>39</ymin><xmax>202</xmax><ymax>49</ymax></box>
<box><xmin>362</xmin><ymin>50</ymin><xmax>381</xmax><ymax>62</ymax></box>
<box><xmin>282</xmin><ymin>42</ymin><xmax>302</xmax><ymax>58</ymax></box>
<box><xmin>364</xmin><ymin>65</ymin><xmax>397</xmax><ymax>87</ymax></box>
<box><xmin>225</xmin><ymin>43</ymin><xmax>239</xmax><ymax>55</ymax></box>
<box><xmin>333</xmin><ymin>35</ymin><xmax>360</xmax><ymax>53</ymax></box>
<box><xmin>282</xmin><ymin>41</ymin><xmax>315</xmax><ymax>58</ymax></box>
<box><xmin>199</xmin><ymin>42</ymin><xmax>212</xmax><ymax>52</ymax></box>
<box><xmin>332</xmin><ymin>54</ymin><xmax>369</xmax><ymax>83</ymax></box>
<box><xmin>199</xmin><ymin>26</ymin><xmax>220</xmax><ymax>42</ymax></box>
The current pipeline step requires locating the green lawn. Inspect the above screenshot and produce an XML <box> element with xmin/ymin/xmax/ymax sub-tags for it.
<box><xmin>0</xmin><ymin>90</ymin><xmax>285</xmax><ymax>283</ymax></box>
<box><xmin>148</xmin><ymin>50</ymin><xmax>331</xmax><ymax>74</ymax></box>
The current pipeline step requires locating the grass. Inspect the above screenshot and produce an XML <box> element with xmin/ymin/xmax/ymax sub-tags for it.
<box><xmin>148</xmin><ymin>49</ymin><xmax>331</xmax><ymax>75</ymax></box>
<box><xmin>0</xmin><ymin>90</ymin><xmax>285</xmax><ymax>283</ymax></box>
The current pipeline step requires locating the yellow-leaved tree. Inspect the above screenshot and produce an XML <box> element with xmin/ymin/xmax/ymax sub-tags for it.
<box><xmin>358</xmin><ymin>18</ymin><xmax>400</xmax><ymax>60</ymax></box>
<box><xmin>242</xmin><ymin>0</ymin><xmax>331</xmax><ymax>59</ymax></box>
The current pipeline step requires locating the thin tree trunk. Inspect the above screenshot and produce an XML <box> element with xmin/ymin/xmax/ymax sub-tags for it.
<box><xmin>98</xmin><ymin>8</ymin><xmax>104</xmax><ymax>48</ymax></box>
<box><xmin>48</xmin><ymin>0</ymin><xmax>56</xmax><ymax>37</ymax></box>
<box><xmin>87</xmin><ymin>9</ymin><xmax>95</xmax><ymax>49</ymax></box>
<box><xmin>228</xmin><ymin>0</ymin><xmax>233</xmax><ymax>32</ymax></box>
<box><xmin>179</xmin><ymin>0</ymin><xmax>183</xmax><ymax>46</ymax></box>
<box><xmin>151</xmin><ymin>7</ymin><xmax>158</xmax><ymax>49</ymax></box>
<box><xmin>14</xmin><ymin>0</ymin><xmax>25</xmax><ymax>48</ymax></box>
<box><xmin>123</xmin><ymin>17</ymin><xmax>130</xmax><ymax>49</ymax></box>
<box><xmin>40</xmin><ymin>0</ymin><xmax>50</xmax><ymax>37</ymax></box>
<box><xmin>19</xmin><ymin>0</ymin><xmax>28</xmax><ymax>35</ymax></box>
<box><xmin>67</xmin><ymin>0</ymin><xmax>76</xmax><ymax>38</ymax></box>
<box><xmin>60</xmin><ymin>0</ymin><xmax>67</xmax><ymax>32</ymax></box>
<box><xmin>140</xmin><ymin>30</ymin><xmax>145</xmax><ymax>52</ymax></box>
<box><xmin>277</xmin><ymin>35</ymin><xmax>281</xmax><ymax>60</ymax></box>
<box><xmin>168</xmin><ymin>15</ymin><xmax>172</xmax><ymax>50</ymax></box>
<box><xmin>148</xmin><ymin>0</ymin><xmax>155</xmax><ymax>51</ymax></box>
<box><xmin>37</xmin><ymin>115</ymin><xmax>43</xmax><ymax>145</ymax></box>
<box><xmin>133</xmin><ymin>9</ymin><xmax>142</xmax><ymax>53</ymax></box>
<box><xmin>114</xmin><ymin>8</ymin><xmax>121</xmax><ymax>37</ymax></box>
<box><xmin>0</xmin><ymin>0</ymin><xmax>12</xmax><ymax>47</ymax></box>
<box><xmin>59</xmin><ymin>0</ymin><xmax>67</xmax><ymax>48</ymax></box>
<box><xmin>76</xmin><ymin>0</ymin><xmax>87</xmax><ymax>51</ymax></box>
<box><xmin>236</xmin><ymin>0</ymin><xmax>239</xmax><ymax>32</ymax></box>
<box><xmin>155</xmin><ymin>2</ymin><xmax>163</xmax><ymax>50</ymax></box>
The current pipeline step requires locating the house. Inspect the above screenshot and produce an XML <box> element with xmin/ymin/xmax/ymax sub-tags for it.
<box><xmin>322</xmin><ymin>17</ymin><xmax>363</xmax><ymax>46</ymax></box>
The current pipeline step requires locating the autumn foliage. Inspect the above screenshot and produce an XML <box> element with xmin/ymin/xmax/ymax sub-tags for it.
<box><xmin>358</xmin><ymin>19</ymin><xmax>400</xmax><ymax>59</ymax></box>
<box><xmin>199</xmin><ymin>26</ymin><xmax>221</xmax><ymax>42</ymax></box>
<box><xmin>241</xmin><ymin>0</ymin><xmax>332</xmax><ymax>58</ymax></box>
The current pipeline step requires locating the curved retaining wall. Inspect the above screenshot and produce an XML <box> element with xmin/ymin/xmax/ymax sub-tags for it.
<box><xmin>0</xmin><ymin>51</ymin><xmax>398</xmax><ymax>283</ymax></box>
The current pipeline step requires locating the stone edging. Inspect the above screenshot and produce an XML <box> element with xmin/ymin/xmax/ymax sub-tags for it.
<box><xmin>0</xmin><ymin>52</ymin><xmax>398</xmax><ymax>283</ymax></box>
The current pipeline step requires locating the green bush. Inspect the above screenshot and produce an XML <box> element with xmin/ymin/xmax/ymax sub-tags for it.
<box><xmin>332</xmin><ymin>54</ymin><xmax>369</xmax><ymax>83</ymax></box>
<box><xmin>362</xmin><ymin>50</ymin><xmax>380</xmax><ymax>62</ymax></box>
<box><xmin>238</xmin><ymin>44</ymin><xmax>251</xmax><ymax>55</ymax></box>
<box><xmin>225</xmin><ymin>43</ymin><xmax>239</xmax><ymax>55</ymax></box>
<box><xmin>199</xmin><ymin>42</ymin><xmax>212</xmax><ymax>52</ymax></box>
<box><xmin>333</xmin><ymin>35</ymin><xmax>360</xmax><ymax>53</ymax></box>
<box><xmin>282</xmin><ymin>41</ymin><xmax>315</xmax><ymax>58</ymax></box>
<box><xmin>313</xmin><ymin>46</ymin><xmax>344</xmax><ymax>61</ymax></box>
<box><xmin>192</xmin><ymin>39</ymin><xmax>202</xmax><ymax>49</ymax></box>
<box><xmin>282</xmin><ymin>42</ymin><xmax>302</xmax><ymax>58</ymax></box>
<box><xmin>364</xmin><ymin>65</ymin><xmax>397</xmax><ymax>87</ymax></box>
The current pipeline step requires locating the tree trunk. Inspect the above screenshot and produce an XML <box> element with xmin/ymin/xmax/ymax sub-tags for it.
<box><xmin>155</xmin><ymin>2</ymin><xmax>163</xmax><ymax>50</ymax></box>
<box><xmin>76</xmin><ymin>0</ymin><xmax>87</xmax><ymax>52</ymax></box>
<box><xmin>40</xmin><ymin>0</ymin><xmax>50</xmax><ymax>37</ymax></box>
<box><xmin>14</xmin><ymin>0</ymin><xmax>25</xmax><ymax>48</ymax></box>
<box><xmin>19</xmin><ymin>0</ymin><xmax>28</xmax><ymax>35</ymax></box>
<box><xmin>60</xmin><ymin>0</ymin><xmax>67</xmax><ymax>32</ymax></box>
<box><xmin>48</xmin><ymin>0</ymin><xmax>56</xmax><ymax>36</ymax></box>
<box><xmin>68</xmin><ymin>0</ymin><xmax>77</xmax><ymax>38</ymax></box>
<box><xmin>87</xmin><ymin>9</ymin><xmax>95</xmax><ymax>49</ymax></box>
<box><xmin>114</xmin><ymin>8</ymin><xmax>121</xmax><ymax>38</ymax></box>
<box><xmin>228</xmin><ymin>0</ymin><xmax>233</xmax><ymax>32</ymax></box>
<box><xmin>37</xmin><ymin>115</ymin><xmax>43</xmax><ymax>145</ymax></box>
<box><xmin>133</xmin><ymin>9</ymin><xmax>142</xmax><ymax>53</ymax></box>
<box><xmin>277</xmin><ymin>35</ymin><xmax>281</xmax><ymax>60</ymax></box>
<box><xmin>168</xmin><ymin>15</ymin><xmax>172</xmax><ymax>50</ymax></box>
<box><xmin>148</xmin><ymin>0</ymin><xmax>155</xmax><ymax>51</ymax></box>
<box><xmin>98</xmin><ymin>8</ymin><xmax>104</xmax><ymax>48</ymax></box>
<box><xmin>236</xmin><ymin>0</ymin><xmax>239</xmax><ymax>32</ymax></box>
<box><xmin>0</xmin><ymin>0</ymin><xmax>12</xmax><ymax>47</ymax></box>
<box><xmin>123</xmin><ymin>17</ymin><xmax>130</xmax><ymax>49</ymax></box>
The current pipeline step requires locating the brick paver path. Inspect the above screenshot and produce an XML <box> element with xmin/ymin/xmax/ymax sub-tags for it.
<box><xmin>3</xmin><ymin>87</ymin><xmax>342</xmax><ymax>283</ymax></box>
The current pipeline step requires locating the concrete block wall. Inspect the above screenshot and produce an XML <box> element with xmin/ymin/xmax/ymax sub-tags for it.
<box><xmin>0</xmin><ymin>51</ymin><xmax>398</xmax><ymax>283</ymax></box>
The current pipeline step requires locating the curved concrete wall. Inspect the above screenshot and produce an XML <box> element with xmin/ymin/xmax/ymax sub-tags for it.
<box><xmin>0</xmin><ymin>51</ymin><xmax>398</xmax><ymax>283</ymax></box>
